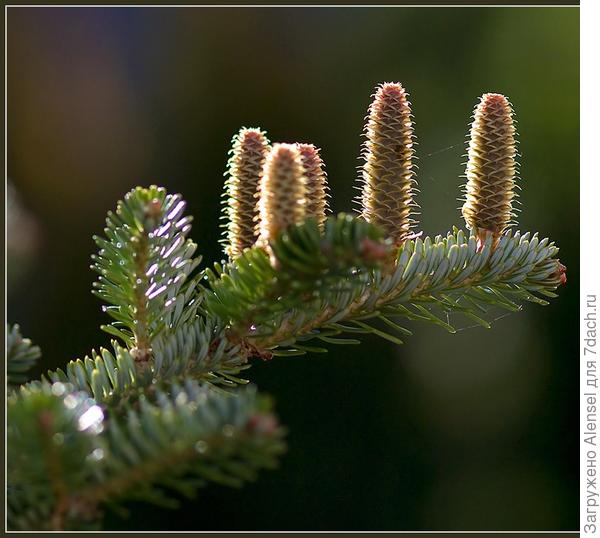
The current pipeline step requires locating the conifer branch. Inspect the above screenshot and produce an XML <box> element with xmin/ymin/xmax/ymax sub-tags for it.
<box><xmin>7</xmin><ymin>324</ymin><xmax>41</xmax><ymax>387</ymax></box>
<box><xmin>8</xmin><ymin>381</ymin><xmax>283</xmax><ymax>529</ymax></box>
<box><xmin>91</xmin><ymin>186</ymin><xmax>202</xmax><ymax>363</ymax></box>
<box><xmin>23</xmin><ymin>320</ymin><xmax>251</xmax><ymax>413</ymax></box>
<box><xmin>7</xmin><ymin>82</ymin><xmax>566</xmax><ymax>531</ymax></box>
<box><xmin>8</xmin><ymin>383</ymin><xmax>105</xmax><ymax>530</ymax></box>
<box><xmin>75</xmin><ymin>384</ymin><xmax>284</xmax><ymax>512</ymax></box>
<box><xmin>205</xmin><ymin>220</ymin><xmax>563</xmax><ymax>357</ymax></box>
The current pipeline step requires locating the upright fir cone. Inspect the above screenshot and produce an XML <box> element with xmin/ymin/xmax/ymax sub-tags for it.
<box><xmin>359</xmin><ymin>82</ymin><xmax>418</xmax><ymax>245</ymax></box>
<box><xmin>222</xmin><ymin>127</ymin><xmax>270</xmax><ymax>260</ymax></box>
<box><xmin>256</xmin><ymin>143</ymin><xmax>307</xmax><ymax>248</ymax></box>
<box><xmin>296</xmin><ymin>143</ymin><xmax>329</xmax><ymax>230</ymax></box>
<box><xmin>461</xmin><ymin>93</ymin><xmax>518</xmax><ymax>246</ymax></box>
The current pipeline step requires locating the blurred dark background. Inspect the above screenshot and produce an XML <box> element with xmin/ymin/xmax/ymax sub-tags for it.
<box><xmin>7</xmin><ymin>6</ymin><xmax>579</xmax><ymax>531</ymax></box>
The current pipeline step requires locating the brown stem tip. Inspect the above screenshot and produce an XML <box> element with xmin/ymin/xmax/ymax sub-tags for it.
<box><xmin>556</xmin><ymin>260</ymin><xmax>567</xmax><ymax>285</ymax></box>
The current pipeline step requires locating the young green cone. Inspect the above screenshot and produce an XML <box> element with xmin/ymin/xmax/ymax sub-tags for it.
<box><xmin>222</xmin><ymin>127</ymin><xmax>270</xmax><ymax>260</ymax></box>
<box><xmin>256</xmin><ymin>143</ymin><xmax>307</xmax><ymax>248</ymax></box>
<box><xmin>296</xmin><ymin>143</ymin><xmax>329</xmax><ymax>230</ymax></box>
<box><xmin>461</xmin><ymin>93</ymin><xmax>518</xmax><ymax>244</ymax></box>
<box><xmin>359</xmin><ymin>82</ymin><xmax>418</xmax><ymax>244</ymax></box>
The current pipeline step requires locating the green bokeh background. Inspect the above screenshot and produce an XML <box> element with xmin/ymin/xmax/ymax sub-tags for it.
<box><xmin>7</xmin><ymin>6</ymin><xmax>579</xmax><ymax>531</ymax></box>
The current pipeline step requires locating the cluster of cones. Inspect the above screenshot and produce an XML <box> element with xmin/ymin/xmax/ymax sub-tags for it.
<box><xmin>221</xmin><ymin>82</ymin><xmax>519</xmax><ymax>261</ymax></box>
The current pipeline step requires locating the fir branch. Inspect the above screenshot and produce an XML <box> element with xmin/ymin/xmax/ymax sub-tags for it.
<box><xmin>91</xmin><ymin>186</ymin><xmax>202</xmax><ymax>363</ymax></box>
<box><xmin>6</xmin><ymin>324</ymin><xmax>42</xmax><ymax>387</ymax></box>
<box><xmin>10</xmin><ymin>380</ymin><xmax>285</xmax><ymax>529</ymax></box>
<box><xmin>22</xmin><ymin>317</ymin><xmax>254</xmax><ymax>412</ymax></box>
<box><xmin>7</xmin><ymin>82</ymin><xmax>567</xmax><ymax>532</ymax></box>
<box><xmin>204</xmin><ymin>219</ymin><xmax>564</xmax><ymax>355</ymax></box>
<box><xmin>23</xmin><ymin>344</ymin><xmax>141</xmax><ymax>406</ymax></box>
<box><xmin>70</xmin><ymin>383</ymin><xmax>284</xmax><ymax>515</ymax></box>
<box><xmin>204</xmin><ymin>214</ymin><xmax>390</xmax><ymax>332</ymax></box>
<box><xmin>8</xmin><ymin>383</ymin><xmax>105</xmax><ymax>530</ymax></box>
<box><xmin>151</xmin><ymin>316</ymin><xmax>253</xmax><ymax>384</ymax></box>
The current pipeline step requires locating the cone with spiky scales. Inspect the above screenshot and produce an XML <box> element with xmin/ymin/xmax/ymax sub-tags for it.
<box><xmin>359</xmin><ymin>82</ymin><xmax>418</xmax><ymax>245</ymax></box>
<box><xmin>296</xmin><ymin>143</ymin><xmax>329</xmax><ymax>230</ymax></box>
<box><xmin>461</xmin><ymin>93</ymin><xmax>518</xmax><ymax>247</ymax></box>
<box><xmin>222</xmin><ymin>128</ymin><xmax>270</xmax><ymax>260</ymax></box>
<box><xmin>255</xmin><ymin>143</ymin><xmax>307</xmax><ymax>250</ymax></box>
